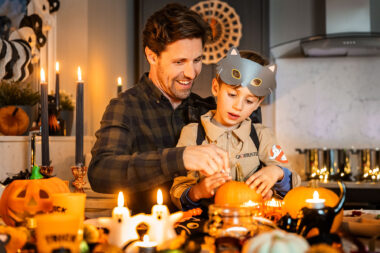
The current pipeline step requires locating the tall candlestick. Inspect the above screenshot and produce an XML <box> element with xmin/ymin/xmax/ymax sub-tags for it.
<box><xmin>117</xmin><ymin>77</ymin><xmax>122</xmax><ymax>94</ymax></box>
<box><xmin>40</xmin><ymin>68</ymin><xmax>50</xmax><ymax>166</ymax></box>
<box><xmin>75</xmin><ymin>67</ymin><xmax>84</xmax><ymax>166</ymax></box>
<box><xmin>55</xmin><ymin>62</ymin><xmax>60</xmax><ymax>110</ymax></box>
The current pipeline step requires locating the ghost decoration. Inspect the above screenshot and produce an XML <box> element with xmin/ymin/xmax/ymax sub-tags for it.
<box><xmin>27</xmin><ymin>0</ymin><xmax>54</xmax><ymax>32</ymax></box>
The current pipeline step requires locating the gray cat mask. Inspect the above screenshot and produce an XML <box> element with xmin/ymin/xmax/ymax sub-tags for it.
<box><xmin>216</xmin><ymin>47</ymin><xmax>276</xmax><ymax>96</ymax></box>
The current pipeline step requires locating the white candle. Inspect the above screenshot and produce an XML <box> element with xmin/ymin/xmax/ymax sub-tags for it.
<box><xmin>135</xmin><ymin>235</ymin><xmax>157</xmax><ymax>253</ymax></box>
<box><xmin>306</xmin><ymin>191</ymin><xmax>325</xmax><ymax>209</ymax></box>
<box><xmin>112</xmin><ymin>192</ymin><xmax>130</xmax><ymax>222</ymax></box>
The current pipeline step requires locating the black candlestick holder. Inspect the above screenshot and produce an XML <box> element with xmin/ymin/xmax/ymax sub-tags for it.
<box><xmin>278</xmin><ymin>181</ymin><xmax>346</xmax><ymax>246</ymax></box>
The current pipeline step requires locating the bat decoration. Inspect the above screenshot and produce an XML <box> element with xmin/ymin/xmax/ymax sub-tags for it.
<box><xmin>48</xmin><ymin>0</ymin><xmax>60</xmax><ymax>13</ymax></box>
<box><xmin>19</xmin><ymin>14</ymin><xmax>46</xmax><ymax>48</ymax></box>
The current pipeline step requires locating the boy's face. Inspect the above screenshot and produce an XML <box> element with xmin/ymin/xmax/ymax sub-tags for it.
<box><xmin>146</xmin><ymin>38</ymin><xmax>203</xmax><ymax>103</ymax></box>
<box><xmin>212</xmin><ymin>78</ymin><xmax>264</xmax><ymax>127</ymax></box>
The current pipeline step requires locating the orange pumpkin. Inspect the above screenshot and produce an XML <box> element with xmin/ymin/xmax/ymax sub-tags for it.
<box><xmin>0</xmin><ymin>106</ymin><xmax>30</xmax><ymax>135</ymax></box>
<box><xmin>0</xmin><ymin>225</ymin><xmax>29</xmax><ymax>252</ymax></box>
<box><xmin>214</xmin><ymin>180</ymin><xmax>263</xmax><ymax>206</ymax></box>
<box><xmin>283</xmin><ymin>186</ymin><xmax>343</xmax><ymax>233</ymax></box>
<box><xmin>0</xmin><ymin>177</ymin><xmax>70</xmax><ymax>226</ymax></box>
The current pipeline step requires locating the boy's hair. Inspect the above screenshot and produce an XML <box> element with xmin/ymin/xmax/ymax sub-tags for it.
<box><xmin>142</xmin><ymin>3</ymin><xmax>211</xmax><ymax>56</ymax></box>
<box><xmin>239</xmin><ymin>50</ymin><xmax>269</xmax><ymax>66</ymax></box>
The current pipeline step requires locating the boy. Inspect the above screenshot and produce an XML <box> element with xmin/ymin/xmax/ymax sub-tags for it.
<box><xmin>170</xmin><ymin>47</ymin><xmax>301</xmax><ymax>210</ymax></box>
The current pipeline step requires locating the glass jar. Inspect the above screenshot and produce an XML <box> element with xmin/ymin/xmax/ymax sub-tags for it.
<box><xmin>206</xmin><ymin>204</ymin><xmax>262</xmax><ymax>239</ymax></box>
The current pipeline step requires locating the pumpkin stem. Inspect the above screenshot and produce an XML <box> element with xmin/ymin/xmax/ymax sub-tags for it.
<box><xmin>30</xmin><ymin>165</ymin><xmax>44</xmax><ymax>179</ymax></box>
<box><xmin>12</xmin><ymin>107</ymin><xmax>19</xmax><ymax>116</ymax></box>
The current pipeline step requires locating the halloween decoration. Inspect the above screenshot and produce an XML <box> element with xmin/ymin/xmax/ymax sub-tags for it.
<box><xmin>282</xmin><ymin>184</ymin><xmax>343</xmax><ymax>233</ymax></box>
<box><xmin>190</xmin><ymin>0</ymin><xmax>242</xmax><ymax>64</ymax></box>
<box><xmin>0</xmin><ymin>105</ymin><xmax>30</xmax><ymax>135</ymax></box>
<box><xmin>279</xmin><ymin>181</ymin><xmax>346</xmax><ymax>246</ymax></box>
<box><xmin>241</xmin><ymin>230</ymin><xmax>309</xmax><ymax>253</ymax></box>
<box><xmin>0</xmin><ymin>176</ymin><xmax>70</xmax><ymax>226</ymax></box>
<box><xmin>214</xmin><ymin>180</ymin><xmax>263</xmax><ymax>206</ymax></box>
<box><xmin>0</xmin><ymin>225</ymin><xmax>29</xmax><ymax>252</ymax></box>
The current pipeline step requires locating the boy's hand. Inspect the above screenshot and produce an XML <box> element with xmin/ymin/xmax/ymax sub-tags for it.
<box><xmin>188</xmin><ymin>172</ymin><xmax>231</xmax><ymax>202</ymax></box>
<box><xmin>183</xmin><ymin>144</ymin><xmax>230</xmax><ymax>176</ymax></box>
<box><xmin>245</xmin><ymin>165</ymin><xmax>284</xmax><ymax>198</ymax></box>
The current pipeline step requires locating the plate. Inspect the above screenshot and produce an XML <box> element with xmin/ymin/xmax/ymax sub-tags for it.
<box><xmin>342</xmin><ymin>210</ymin><xmax>380</xmax><ymax>237</ymax></box>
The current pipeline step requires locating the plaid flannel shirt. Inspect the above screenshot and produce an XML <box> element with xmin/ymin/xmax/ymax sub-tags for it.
<box><xmin>88</xmin><ymin>73</ymin><xmax>215</xmax><ymax>212</ymax></box>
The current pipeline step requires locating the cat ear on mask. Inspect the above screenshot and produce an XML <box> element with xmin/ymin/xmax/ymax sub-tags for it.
<box><xmin>226</xmin><ymin>46</ymin><xmax>240</xmax><ymax>57</ymax></box>
<box><xmin>268</xmin><ymin>64</ymin><xmax>277</xmax><ymax>73</ymax></box>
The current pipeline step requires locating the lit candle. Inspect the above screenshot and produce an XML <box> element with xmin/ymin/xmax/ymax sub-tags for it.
<box><xmin>148</xmin><ymin>189</ymin><xmax>182</xmax><ymax>246</ymax></box>
<box><xmin>135</xmin><ymin>235</ymin><xmax>157</xmax><ymax>253</ymax></box>
<box><xmin>40</xmin><ymin>68</ymin><xmax>50</xmax><ymax>166</ymax></box>
<box><xmin>97</xmin><ymin>192</ymin><xmax>139</xmax><ymax>248</ymax></box>
<box><xmin>306</xmin><ymin>191</ymin><xmax>325</xmax><ymax>209</ymax></box>
<box><xmin>75</xmin><ymin>67</ymin><xmax>84</xmax><ymax>166</ymax></box>
<box><xmin>112</xmin><ymin>192</ymin><xmax>130</xmax><ymax>222</ymax></box>
<box><xmin>117</xmin><ymin>77</ymin><xmax>122</xmax><ymax>94</ymax></box>
<box><xmin>55</xmin><ymin>62</ymin><xmax>60</xmax><ymax>110</ymax></box>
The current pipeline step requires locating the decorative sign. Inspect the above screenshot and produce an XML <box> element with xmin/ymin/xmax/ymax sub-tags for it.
<box><xmin>191</xmin><ymin>0</ymin><xmax>242</xmax><ymax>64</ymax></box>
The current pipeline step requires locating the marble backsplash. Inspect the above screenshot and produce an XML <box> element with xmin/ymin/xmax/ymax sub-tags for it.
<box><xmin>273</xmin><ymin>56</ymin><xmax>380</xmax><ymax>179</ymax></box>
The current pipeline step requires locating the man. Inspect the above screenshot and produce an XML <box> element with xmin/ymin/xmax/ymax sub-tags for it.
<box><xmin>88</xmin><ymin>3</ymin><xmax>229</xmax><ymax>213</ymax></box>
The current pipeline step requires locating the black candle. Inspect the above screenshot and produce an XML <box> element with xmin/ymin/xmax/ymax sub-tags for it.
<box><xmin>40</xmin><ymin>68</ymin><xmax>50</xmax><ymax>166</ymax></box>
<box><xmin>55</xmin><ymin>62</ymin><xmax>60</xmax><ymax>110</ymax></box>
<box><xmin>117</xmin><ymin>77</ymin><xmax>122</xmax><ymax>94</ymax></box>
<box><xmin>75</xmin><ymin>67</ymin><xmax>84</xmax><ymax>166</ymax></box>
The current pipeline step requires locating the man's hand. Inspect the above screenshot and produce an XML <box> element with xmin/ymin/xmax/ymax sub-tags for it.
<box><xmin>245</xmin><ymin>165</ymin><xmax>284</xmax><ymax>198</ymax></box>
<box><xmin>188</xmin><ymin>172</ymin><xmax>231</xmax><ymax>202</ymax></box>
<box><xmin>183</xmin><ymin>144</ymin><xmax>229</xmax><ymax>176</ymax></box>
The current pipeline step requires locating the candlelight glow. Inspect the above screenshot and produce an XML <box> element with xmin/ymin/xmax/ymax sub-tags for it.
<box><xmin>40</xmin><ymin>68</ymin><xmax>46</xmax><ymax>83</ymax></box>
<box><xmin>117</xmin><ymin>77</ymin><xmax>122</xmax><ymax>86</ymax></box>
<box><xmin>241</xmin><ymin>200</ymin><xmax>258</xmax><ymax>207</ymax></box>
<box><xmin>143</xmin><ymin>234</ymin><xmax>150</xmax><ymax>242</ymax></box>
<box><xmin>56</xmin><ymin>62</ymin><xmax>59</xmax><ymax>72</ymax></box>
<box><xmin>313</xmin><ymin>191</ymin><xmax>320</xmax><ymax>200</ymax></box>
<box><xmin>157</xmin><ymin>189</ymin><xmax>163</xmax><ymax>205</ymax></box>
<box><xmin>265</xmin><ymin>198</ymin><xmax>282</xmax><ymax>207</ymax></box>
<box><xmin>117</xmin><ymin>191</ymin><xmax>124</xmax><ymax>207</ymax></box>
<box><xmin>77</xmin><ymin>66</ymin><xmax>82</xmax><ymax>81</ymax></box>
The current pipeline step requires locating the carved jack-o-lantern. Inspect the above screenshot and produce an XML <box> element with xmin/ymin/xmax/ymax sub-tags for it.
<box><xmin>0</xmin><ymin>177</ymin><xmax>69</xmax><ymax>226</ymax></box>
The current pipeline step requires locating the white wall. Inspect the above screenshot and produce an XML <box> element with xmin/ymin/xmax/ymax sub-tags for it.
<box><xmin>273</xmin><ymin>56</ymin><xmax>380</xmax><ymax>178</ymax></box>
<box><xmin>56</xmin><ymin>0</ymin><xmax>132</xmax><ymax>136</ymax></box>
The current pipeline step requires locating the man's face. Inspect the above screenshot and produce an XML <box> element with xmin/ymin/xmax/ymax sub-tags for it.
<box><xmin>212</xmin><ymin>79</ymin><xmax>263</xmax><ymax>127</ymax></box>
<box><xmin>148</xmin><ymin>38</ymin><xmax>203</xmax><ymax>103</ymax></box>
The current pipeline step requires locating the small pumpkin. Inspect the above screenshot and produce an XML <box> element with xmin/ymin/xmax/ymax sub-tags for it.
<box><xmin>0</xmin><ymin>106</ymin><xmax>30</xmax><ymax>135</ymax></box>
<box><xmin>214</xmin><ymin>181</ymin><xmax>263</xmax><ymax>206</ymax></box>
<box><xmin>242</xmin><ymin>229</ymin><xmax>309</xmax><ymax>253</ymax></box>
<box><xmin>283</xmin><ymin>186</ymin><xmax>343</xmax><ymax>233</ymax></box>
<box><xmin>0</xmin><ymin>177</ymin><xmax>70</xmax><ymax>226</ymax></box>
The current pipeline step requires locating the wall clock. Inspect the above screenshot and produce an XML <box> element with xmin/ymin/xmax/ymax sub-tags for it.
<box><xmin>191</xmin><ymin>0</ymin><xmax>242</xmax><ymax>64</ymax></box>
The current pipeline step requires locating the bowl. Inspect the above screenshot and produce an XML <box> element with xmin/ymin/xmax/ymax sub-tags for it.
<box><xmin>342</xmin><ymin>210</ymin><xmax>380</xmax><ymax>237</ymax></box>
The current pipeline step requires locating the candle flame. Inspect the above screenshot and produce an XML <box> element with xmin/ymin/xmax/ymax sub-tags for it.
<box><xmin>157</xmin><ymin>189</ymin><xmax>163</xmax><ymax>205</ymax></box>
<box><xmin>40</xmin><ymin>68</ymin><xmax>46</xmax><ymax>83</ymax></box>
<box><xmin>117</xmin><ymin>77</ymin><xmax>122</xmax><ymax>86</ymax></box>
<box><xmin>117</xmin><ymin>191</ymin><xmax>124</xmax><ymax>207</ymax></box>
<box><xmin>143</xmin><ymin>234</ymin><xmax>150</xmax><ymax>242</ymax></box>
<box><xmin>56</xmin><ymin>62</ymin><xmax>59</xmax><ymax>72</ymax></box>
<box><xmin>313</xmin><ymin>191</ymin><xmax>320</xmax><ymax>200</ymax></box>
<box><xmin>77</xmin><ymin>67</ymin><xmax>82</xmax><ymax>81</ymax></box>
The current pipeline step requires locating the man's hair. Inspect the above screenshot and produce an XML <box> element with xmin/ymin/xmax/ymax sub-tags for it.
<box><xmin>142</xmin><ymin>3</ymin><xmax>211</xmax><ymax>56</ymax></box>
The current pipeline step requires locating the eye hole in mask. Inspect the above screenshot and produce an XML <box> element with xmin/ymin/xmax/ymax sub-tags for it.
<box><xmin>250</xmin><ymin>78</ymin><xmax>262</xmax><ymax>87</ymax></box>
<box><xmin>231</xmin><ymin>69</ymin><xmax>241</xmax><ymax>79</ymax></box>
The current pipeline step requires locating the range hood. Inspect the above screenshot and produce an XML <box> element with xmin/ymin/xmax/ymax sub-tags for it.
<box><xmin>270</xmin><ymin>0</ymin><xmax>380</xmax><ymax>58</ymax></box>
